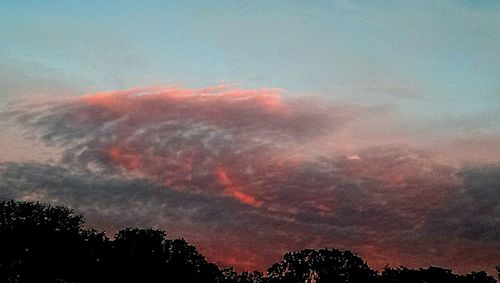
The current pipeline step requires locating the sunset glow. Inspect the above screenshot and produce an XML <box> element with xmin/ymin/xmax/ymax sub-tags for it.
<box><xmin>216</xmin><ymin>166</ymin><xmax>263</xmax><ymax>207</ymax></box>
<box><xmin>1</xmin><ymin>0</ymin><xmax>499</xmax><ymax>276</ymax></box>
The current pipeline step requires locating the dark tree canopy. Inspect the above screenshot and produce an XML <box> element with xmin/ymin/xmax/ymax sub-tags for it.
<box><xmin>110</xmin><ymin>228</ymin><xmax>170</xmax><ymax>282</ymax></box>
<box><xmin>267</xmin><ymin>248</ymin><xmax>377</xmax><ymax>283</ymax></box>
<box><xmin>0</xmin><ymin>200</ymin><xmax>92</xmax><ymax>282</ymax></box>
<box><xmin>0</xmin><ymin>199</ymin><xmax>83</xmax><ymax>233</ymax></box>
<box><xmin>0</xmin><ymin>200</ymin><xmax>222</xmax><ymax>283</ymax></box>
<box><xmin>381</xmin><ymin>266</ymin><xmax>497</xmax><ymax>283</ymax></box>
<box><xmin>0</xmin><ymin>200</ymin><xmax>498</xmax><ymax>283</ymax></box>
<box><xmin>222</xmin><ymin>267</ymin><xmax>264</xmax><ymax>283</ymax></box>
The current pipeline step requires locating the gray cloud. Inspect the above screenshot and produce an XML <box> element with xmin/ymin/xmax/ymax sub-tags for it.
<box><xmin>425</xmin><ymin>165</ymin><xmax>500</xmax><ymax>242</ymax></box>
<box><xmin>1</xmin><ymin>87</ymin><xmax>499</xmax><ymax>273</ymax></box>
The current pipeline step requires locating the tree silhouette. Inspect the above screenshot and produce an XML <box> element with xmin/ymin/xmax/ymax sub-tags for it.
<box><xmin>267</xmin><ymin>248</ymin><xmax>377</xmax><ymax>283</ymax></box>
<box><xmin>79</xmin><ymin>229</ymin><xmax>111</xmax><ymax>282</ymax></box>
<box><xmin>0</xmin><ymin>200</ymin><xmax>101</xmax><ymax>282</ymax></box>
<box><xmin>221</xmin><ymin>267</ymin><xmax>263</xmax><ymax>283</ymax></box>
<box><xmin>166</xmin><ymin>238</ymin><xmax>221</xmax><ymax>282</ymax></box>
<box><xmin>380</xmin><ymin>266</ymin><xmax>497</xmax><ymax>283</ymax></box>
<box><xmin>110</xmin><ymin>228</ymin><xmax>170</xmax><ymax>282</ymax></box>
<box><xmin>0</xmin><ymin>200</ymin><xmax>498</xmax><ymax>283</ymax></box>
<box><xmin>461</xmin><ymin>271</ymin><xmax>497</xmax><ymax>283</ymax></box>
<box><xmin>108</xmin><ymin>228</ymin><xmax>223</xmax><ymax>282</ymax></box>
<box><xmin>381</xmin><ymin>266</ymin><xmax>458</xmax><ymax>283</ymax></box>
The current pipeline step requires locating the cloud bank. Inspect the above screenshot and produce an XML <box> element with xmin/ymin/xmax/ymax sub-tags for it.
<box><xmin>1</xmin><ymin>86</ymin><xmax>499</xmax><ymax>273</ymax></box>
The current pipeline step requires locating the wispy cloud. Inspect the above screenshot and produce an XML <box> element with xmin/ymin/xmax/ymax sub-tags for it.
<box><xmin>4</xmin><ymin>86</ymin><xmax>370</xmax><ymax>207</ymax></box>
<box><xmin>2</xmin><ymin>86</ymin><xmax>500</xmax><ymax>273</ymax></box>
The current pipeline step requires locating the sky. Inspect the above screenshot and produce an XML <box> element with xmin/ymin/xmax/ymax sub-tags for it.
<box><xmin>1</xmin><ymin>0</ymin><xmax>500</xmax><ymax>274</ymax></box>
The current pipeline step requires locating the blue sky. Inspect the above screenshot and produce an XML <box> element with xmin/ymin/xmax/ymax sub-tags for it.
<box><xmin>0</xmin><ymin>1</ymin><xmax>500</xmax><ymax>165</ymax></box>
<box><xmin>2</xmin><ymin>0</ymin><xmax>500</xmax><ymax>164</ymax></box>
<box><xmin>1</xmin><ymin>1</ymin><xmax>499</xmax><ymax>113</ymax></box>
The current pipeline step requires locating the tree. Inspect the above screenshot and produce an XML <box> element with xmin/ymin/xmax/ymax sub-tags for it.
<box><xmin>0</xmin><ymin>200</ymin><xmax>223</xmax><ymax>283</ymax></box>
<box><xmin>1</xmin><ymin>200</ymin><xmax>498</xmax><ymax>283</ymax></box>
<box><xmin>380</xmin><ymin>266</ymin><xmax>497</xmax><ymax>283</ymax></box>
<box><xmin>0</xmin><ymin>200</ymin><xmax>99</xmax><ymax>282</ymax></box>
<box><xmin>267</xmin><ymin>248</ymin><xmax>377</xmax><ymax>283</ymax></box>
<box><xmin>110</xmin><ymin>229</ymin><xmax>224</xmax><ymax>282</ymax></box>
<box><xmin>221</xmin><ymin>267</ymin><xmax>263</xmax><ymax>283</ymax></box>
<box><xmin>110</xmin><ymin>228</ymin><xmax>170</xmax><ymax>282</ymax></box>
<box><xmin>461</xmin><ymin>271</ymin><xmax>497</xmax><ymax>283</ymax></box>
<box><xmin>166</xmin><ymin>238</ymin><xmax>221</xmax><ymax>282</ymax></box>
<box><xmin>79</xmin><ymin>229</ymin><xmax>111</xmax><ymax>282</ymax></box>
<box><xmin>381</xmin><ymin>266</ymin><xmax>459</xmax><ymax>283</ymax></box>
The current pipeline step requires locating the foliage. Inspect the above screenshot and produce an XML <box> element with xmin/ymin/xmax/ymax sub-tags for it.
<box><xmin>0</xmin><ymin>200</ymin><xmax>497</xmax><ymax>283</ymax></box>
<box><xmin>267</xmin><ymin>248</ymin><xmax>377</xmax><ymax>283</ymax></box>
<box><xmin>381</xmin><ymin>266</ymin><xmax>497</xmax><ymax>283</ymax></box>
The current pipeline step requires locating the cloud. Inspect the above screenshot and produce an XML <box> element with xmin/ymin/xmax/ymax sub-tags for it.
<box><xmin>0</xmin><ymin>161</ymin><xmax>282</xmax><ymax>270</ymax></box>
<box><xmin>425</xmin><ymin>165</ymin><xmax>500</xmax><ymax>242</ymax></box>
<box><xmin>4</xmin><ymin>86</ymin><xmax>370</xmax><ymax>207</ymax></box>
<box><xmin>2</xmin><ymin>85</ymin><xmax>500</xmax><ymax>274</ymax></box>
<box><xmin>1</xmin><ymin>159</ymin><xmax>498</xmax><ymax>274</ymax></box>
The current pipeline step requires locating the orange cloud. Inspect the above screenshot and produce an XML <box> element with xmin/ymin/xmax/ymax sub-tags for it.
<box><xmin>108</xmin><ymin>147</ymin><xmax>143</xmax><ymax>171</ymax></box>
<box><xmin>216</xmin><ymin>166</ymin><xmax>263</xmax><ymax>207</ymax></box>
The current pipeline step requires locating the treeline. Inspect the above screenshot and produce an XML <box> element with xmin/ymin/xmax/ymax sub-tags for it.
<box><xmin>0</xmin><ymin>200</ymin><xmax>498</xmax><ymax>283</ymax></box>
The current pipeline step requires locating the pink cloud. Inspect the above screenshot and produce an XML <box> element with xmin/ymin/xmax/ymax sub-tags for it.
<box><xmin>3</xmin><ymin>85</ymin><xmax>499</xmax><ymax>274</ymax></box>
